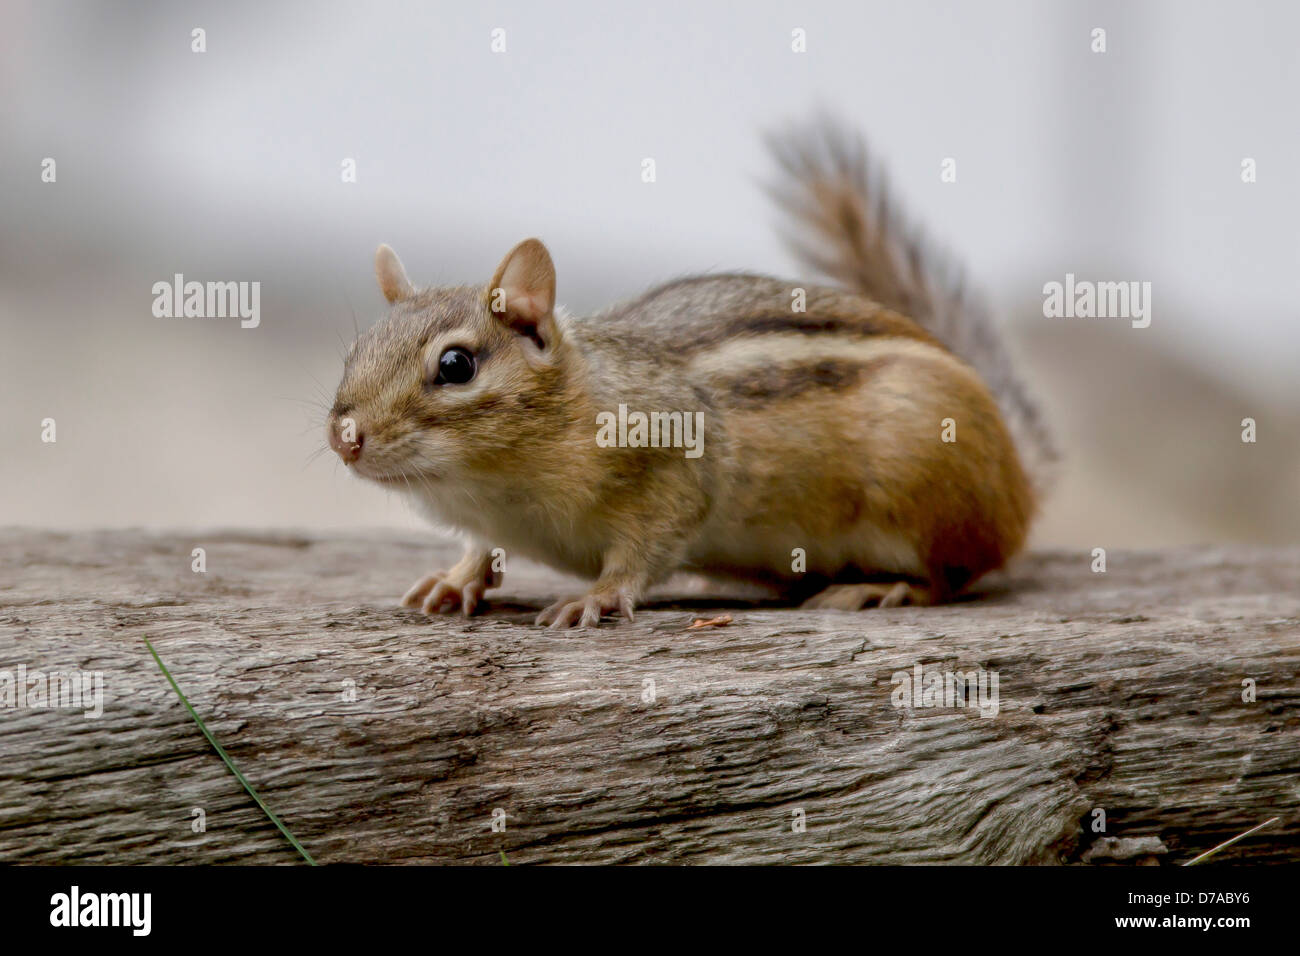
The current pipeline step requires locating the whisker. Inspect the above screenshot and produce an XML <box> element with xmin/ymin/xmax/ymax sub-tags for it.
<box><xmin>339</xmin><ymin>283</ymin><xmax>362</xmax><ymax>339</ymax></box>
<box><xmin>304</xmin><ymin>445</ymin><xmax>332</xmax><ymax>468</ymax></box>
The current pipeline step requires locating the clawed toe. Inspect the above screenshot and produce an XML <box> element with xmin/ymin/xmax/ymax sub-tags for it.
<box><xmin>403</xmin><ymin>570</ymin><xmax>488</xmax><ymax>617</ymax></box>
<box><xmin>421</xmin><ymin>580</ymin><xmax>462</xmax><ymax>614</ymax></box>
<box><xmin>401</xmin><ymin>573</ymin><xmax>443</xmax><ymax>608</ymax></box>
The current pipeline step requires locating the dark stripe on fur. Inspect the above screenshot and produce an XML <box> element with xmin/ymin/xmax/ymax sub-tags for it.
<box><xmin>719</xmin><ymin>356</ymin><xmax>895</xmax><ymax>406</ymax></box>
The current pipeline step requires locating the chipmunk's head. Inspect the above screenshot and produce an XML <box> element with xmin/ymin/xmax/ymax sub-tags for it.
<box><xmin>327</xmin><ymin>239</ymin><xmax>574</xmax><ymax>488</ymax></box>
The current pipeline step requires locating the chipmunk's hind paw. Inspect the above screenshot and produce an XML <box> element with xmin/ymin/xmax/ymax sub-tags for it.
<box><xmin>800</xmin><ymin>581</ymin><xmax>928</xmax><ymax>610</ymax></box>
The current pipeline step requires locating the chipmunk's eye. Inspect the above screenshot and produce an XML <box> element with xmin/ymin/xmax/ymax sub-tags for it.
<box><xmin>433</xmin><ymin>346</ymin><xmax>477</xmax><ymax>385</ymax></box>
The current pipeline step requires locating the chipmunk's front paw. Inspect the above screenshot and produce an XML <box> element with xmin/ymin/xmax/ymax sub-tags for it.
<box><xmin>401</xmin><ymin>563</ymin><xmax>498</xmax><ymax>617</ymax></box>
<box><xmin>535</xmin><ymin>587</ymin><xmax>636</xmax><ymax>629</ymax></box>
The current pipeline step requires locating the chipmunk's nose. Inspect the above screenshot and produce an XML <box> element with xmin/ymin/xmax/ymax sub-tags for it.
<box><xmin>328</xmin><ymin>417</ymin><xmax>364</xmax><ymax>463</ymax></box>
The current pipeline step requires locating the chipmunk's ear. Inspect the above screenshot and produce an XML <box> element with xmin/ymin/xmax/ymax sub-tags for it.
<box><xmin>375</xmin><ymin>244</ymin><xmax>414</xmax><ymax>303</ymax></box>
<box><xmin>488</xmin><ymin>238</ymin><xmax>557</xmax><ymax>349</ymax></box>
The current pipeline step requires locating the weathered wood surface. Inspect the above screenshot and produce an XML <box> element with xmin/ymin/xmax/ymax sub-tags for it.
<box><xmin>0</xmin><ymin>529</ymin><xmax>1296</xmax><ymax>865</ymax></box>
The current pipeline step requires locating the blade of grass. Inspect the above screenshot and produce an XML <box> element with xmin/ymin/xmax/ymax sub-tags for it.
<box><xmin>1183</xmin><ymin>817</ymin><xmax>1279</xmax><ymax>866</ymax></box>
<box><xmin>144</xmin><ymin>638</ymin><xmax>317</xmax><ymax>865</ymax></box>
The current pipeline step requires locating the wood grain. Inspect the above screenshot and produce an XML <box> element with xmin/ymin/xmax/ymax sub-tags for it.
<box><xmin>1</xmin><ymin>530</ymin><xmax>1296</xmax><ymax>865</ymax></box>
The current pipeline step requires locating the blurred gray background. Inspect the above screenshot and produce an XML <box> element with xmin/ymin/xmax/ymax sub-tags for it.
<box><xmin>1</xmin><ymin>0</ymin><xmax>1296</xmax><ymax>547</ymax></box>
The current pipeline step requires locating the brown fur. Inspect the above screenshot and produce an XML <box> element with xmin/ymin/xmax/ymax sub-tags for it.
<box><xmin>328</xmin><ymin>122</ymin><xmax>1046</xmax><ymax>626</ymax></box>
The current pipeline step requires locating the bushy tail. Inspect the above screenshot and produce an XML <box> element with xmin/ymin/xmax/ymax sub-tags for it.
<box><xmin>766</xmin><ymin>117</ymin><xmax>1058</xmax><ymax>495</ymax></box>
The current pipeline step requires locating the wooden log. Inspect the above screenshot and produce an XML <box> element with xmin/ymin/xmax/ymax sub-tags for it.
<box><xmin>1</xmin><ymin>530</ymin><xmax>1296</xmax><ymax>864</ymax></box>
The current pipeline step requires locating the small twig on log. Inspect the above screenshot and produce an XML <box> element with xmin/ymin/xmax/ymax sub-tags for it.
<box><xmin>685</xmin><ymin>614</ymin><xmax>734</xmax><ymax>630</ymax></box>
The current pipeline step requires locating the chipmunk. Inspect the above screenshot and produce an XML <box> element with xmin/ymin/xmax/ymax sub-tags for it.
<box><xmin>326</xmin><ymin>120</ymin><xmax>1056</xmax><ymax>627</ymax></box>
